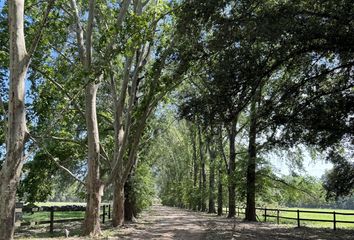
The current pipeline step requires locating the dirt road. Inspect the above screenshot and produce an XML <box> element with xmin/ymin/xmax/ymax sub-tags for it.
<box><xmin>115</xmin><ymin>205</ymin><xmax>353</xmax><ymax>240</ymax></box>
<box><xmin>115</xmin><ymin>205</ymin><xmax>208</xmax><ymax>239</ymax></box>
<box><xmin>16</xmin><ymin>205</ymin><xmax>354</xmax><ymax>239</ymax></box>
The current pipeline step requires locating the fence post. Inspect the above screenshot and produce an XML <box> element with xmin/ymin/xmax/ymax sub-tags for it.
<box><xmin>15</xmin><ymin>202</ymin><xmax>23</xmax><ymax>227</ymax></box>
<box><xmin>103</xmin><ymin>205</ymin><xmax>106</xmax><ymax>223</ymax></box>
<box><xmin>297</xmin><ymin>209</ymin><xmax>300</xmax><ymax>228</ymax></box>
<box><xmin>277</xmin><ymin>209</ymin><xmax>280</xmax><ymax>225</ymax></box>
<box><xmin>237</xmin><ymin>206</ymin><xmax>240</xmax><ymax>216</ymax></box>
<box><xmin>333</xmin><ymin>211</ymin><xmax>336</xmax><ymax>231</ymax></box>
<box><xmin>264</xmin><ymin>207</ymin><xmax>267</xmax><ymax>222</ymax></box>
<box><xmin>108</xmin><ymin>204</ymin><xmax>111</xmax><ymax>219</ymax></box>
<box><xmin>50</xmin><ymin>207</ymin><xmax>54</xmax><ymax>234</ymax></box>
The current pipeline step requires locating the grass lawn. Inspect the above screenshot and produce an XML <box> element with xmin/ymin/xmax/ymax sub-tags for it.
<box><xmin>22</xmin><ymin>202</ymin><xmax>111</xmax><ymax>223</ymax></box>
<box><xmin>22</xmin><ymin>211</ymin><xmax>85</xmax><ymax>222</ymax></box>
<box><xmin>234</xmin><ymin>207</ymin><xmax>354</xmax><ymax>229</ymax></box>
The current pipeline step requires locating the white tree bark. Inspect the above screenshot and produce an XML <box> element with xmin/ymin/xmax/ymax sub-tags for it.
<box><xmin>69</xmin><ymin>0</ymin><xmax>104</xmax><ymax>236</ymax></box>
<box><xmin>0</xmin><ymin>1</ymin><xmax>28</xmax><ymax>239</ymax></box>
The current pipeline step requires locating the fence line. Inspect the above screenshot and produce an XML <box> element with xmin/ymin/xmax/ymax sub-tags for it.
<box><xmin>16</xmin><ymin>203</ymin><xmax>112</xmax><ymax>234</ymax></box>
<box><xmin>227</xmin><ymin>206</ymin><xmax>354</xmax><ymax>230</ymax></box>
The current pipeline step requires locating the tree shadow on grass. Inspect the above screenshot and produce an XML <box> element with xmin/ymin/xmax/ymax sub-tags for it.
<box><xmin>204</xmin><ymin>217</ymin><xmax>354</xmax><ymax>240</ymax></box>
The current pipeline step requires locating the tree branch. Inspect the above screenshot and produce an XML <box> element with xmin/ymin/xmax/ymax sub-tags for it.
<box><xmin>28</xmin><ymin>134</ymin><xmax>86</xmax><ymax>186</ymax></box>
<box><xmin>69</xmin><ymin>0</ymin><xmax>86</xmax><ymax>61</ymax></box>
<box><xmin>26</xmin><ymin>0</ymin><xmax>56</xmax><ymax>63</ymax></box>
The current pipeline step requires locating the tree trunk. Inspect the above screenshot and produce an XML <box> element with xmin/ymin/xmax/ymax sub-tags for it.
<box><xmin>198</xmin><ymin>125</ymin><xmax>207</xmax><ymax>212</ymax></box>
<box><xmin>0</xmin><ymin>1</ymin><xmax>28</xmax><ymax>239</ymax></box>
<box><xmin>245</xmin><ymin>92</ymin><xmax>259</xmax><ymax>221</ymax></box>
<box><xmin>124</xmin><ymin>176</ymin><xmax>137</xmax><ymax>222</ymax></box>
<box><xmin>83</xmin><ymin>83</ymin><xmax>103</xmax><ymax>236</ymax></box>
<box><xmin>112</xmin><ymin>182</ymin><xmax>125</xmax><ymax>227</ymax></box>
<box><xmin>217</xmin><ymin>164</ymin><xmax>223</xmax><ymax>216</ymax></box>
<box><xmin>201</xmin><ymin>164</ymin><xmax>207</xmax><ymax>212</ymax></box>
<box><xmin>227</xmin><ymin>119</ymin><xmax>237</xmax><ymax>218</ymax></box>
<box><xmin>192</xmin><ymin>129</ymin><xmax>198</xmax><ymax>183</ymax></box>
<box><xmin>198</xmin><ymin>166</ymin><xmax>202</xmax><ymax>211</ymax></box>
<box><xmin>191</xmin><ymin>126</ymin><xmax>198</xmax><ymax>210</ymax></box>
<box><xmin>208</xmin><ymin>138</ymin><xmax>216</xmax><ymax>214</ymax></box>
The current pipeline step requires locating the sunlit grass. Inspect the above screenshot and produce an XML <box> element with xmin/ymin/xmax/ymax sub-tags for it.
<box><xmin>226</xmin><ymin>207</ymin><xmax>354</xmax><ymax>229</ymax></box>
<box><xmin>22</xmin><ymin>202</ymin><xmax>111</xmax><ymax>223</ymax></box>
<box><xmin>22</xmin><ymin>211</ymin><xmax>85</xmax><ymax>222</ymax></box>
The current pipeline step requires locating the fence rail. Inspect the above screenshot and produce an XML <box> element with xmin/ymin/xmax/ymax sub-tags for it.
<box><xmin>230</xmin><ymin>206</ymin><xmax>354</xmax><ymax>230</ymax></box>
<box><xmin>16</xmin><ymin>203</ymin><xmax>112</xmax><ymax>234</ymax></box>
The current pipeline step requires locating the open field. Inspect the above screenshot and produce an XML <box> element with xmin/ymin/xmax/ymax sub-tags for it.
<box><xmin>23</xmin><ymin>211</ymin><xmax>85</xmax><ymax>223</ymax></box>
<box><xmin>22</xmin><ymin>202</ymin><xmax>110</xmax><ymax>223</ymax></box>
<box><xmin>22</xmin><ymin>202</ymin><xmax>86</xmax><ymax>223</ymax></box>
<box><xmin>233</xmin><ymin>207</ymin><xmax>354</xmax><ymax>229</ymax></box>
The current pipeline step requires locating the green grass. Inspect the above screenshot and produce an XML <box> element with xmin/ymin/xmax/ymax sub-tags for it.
<box><xmin>231</xmin><ymin>207</ymin><xmax>354</xmax><ymax>229</ymax></box>
<box><xmin>22</xmin><ymin>202</ymin><xmax>94</xmax><ymax>223</ymax></box>
<box><xmin>22</xmin><ymin>211</ymin><xmax>85</xmax><ymax>223</ymax></box>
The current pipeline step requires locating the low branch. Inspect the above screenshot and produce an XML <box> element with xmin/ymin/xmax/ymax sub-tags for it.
<box><xmin>28</xmin><ymin>134</ymin><xmax>86</xmax><ymax>186</ymax></box>
<box><xmin>40</xmin><ymin>135</ymin><xmax>83</xmax><ymax>145</ymax></box>
<box><xmin>261</xmin><ymin>173</ymin><xmax>316</xmax><ymax>199</ymax></box>
<box><xmin>33</xmin><ymin>66</ymin><xmax>86</xmax><ymax>119</ymax></box>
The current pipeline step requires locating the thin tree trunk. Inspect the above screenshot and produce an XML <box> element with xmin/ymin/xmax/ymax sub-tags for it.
<box><xmin>227</xmin><ymin>118</ymin><xmax>237</xmax><ymax>218</ymax></box>
<box><xmin>201</xmin><ymin>164</ymin><xmax>207</xmax><ymax>212</ymax></box>
<box><xmin>208</xmin><ymin>136</ymin><xmax>216</xmax><ymax>214</ymax></box>
<box><xmin>111</xmin><ymin>105</ymin><xmax>148</xmax><ymax>226</ymax></box>
<box><xmin>217</xmin><ymin>126</ymin><xmax>226</xmax><ymax>216</ymax></box>
<box><xmin>217</xmin><ymin>160</ymin><xmax>223</xmax><ymax>216</ymax></box>
<box><xmin>192</xmin><ymin>128</ymin><xmax>198</xmax><ymax>188</ymax></box>
<box><xmin>112</xmin><ymin>181</ymin><xmax>125</xmax><ymax>227</ymax></box>
<box><xmin>83</xmin><ymin>82</ymin><xmax>103</xmax><ymax>236</ymax></box>
<box><xmin>208</xmin><ymin>160</ymin><xmax>216</xmax><ymax>213</ymax></box>
<box><xmin>191</xmin><ymin>126</ymin><xmax>198</xmax><ymax>210</ymax></box>
<box><xmin>245</xmin><ymin>90</ymin><xmax>260</xmax><ymax>221</ymax></box>
<box><xmin>198</xmin><ymin>125</ymin><xmax>207</xmax><ymax>212</ymax></box>
<box><xmin>0</xmin><ymin>1</ymin><xmax>28</xmax><ymax>239</ymax></box>
<box><xmin>198</xmin><ymin>164</ymin><xmax>202</xmax><ymax>211</ymax></box>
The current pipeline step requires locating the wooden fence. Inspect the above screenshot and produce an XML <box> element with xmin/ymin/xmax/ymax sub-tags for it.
<box><xmin>16</xmin><ymin>203</ymin><xmax>112</xmax><ymax>234</ymax></box>
<box><xmin>228</xmin><ymin>206</ymin><xmax>354</xmax><ymax>230</ymax></box>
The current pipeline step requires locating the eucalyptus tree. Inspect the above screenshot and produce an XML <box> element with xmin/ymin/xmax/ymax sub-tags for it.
<box><xmin>0</xmin><ymin>1</ymin><xmax>55</xmax><ymax>239</ymax></box>
<box><xmin>65</xmin><ymin>0</ymin><xmax>191</xmax><ymax>233</ymax></box>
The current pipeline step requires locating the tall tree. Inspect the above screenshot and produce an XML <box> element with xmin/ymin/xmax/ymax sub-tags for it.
<box><xmin>68</xmin><ymin>0</ymin><xmax>104</xmax><ymax>235</ymax></box>
<box><xmin>206</xmin><ymin>131</ymin><xmax>217</xmax><ymax>213</ymax></box>
<box><xmin>0</xmin><ymin>1</ymin><xmax>54</xmax><ymax>239</ymax></box>
<box><xmin>245</xmin><ymin>87</ymin><xmax>261</xmax><ymax>221</ymax></box>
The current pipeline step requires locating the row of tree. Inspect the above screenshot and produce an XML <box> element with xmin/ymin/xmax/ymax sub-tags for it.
<box><xmin>0</xmin><ymin>0</ymin><xmax>353</xmax><ymax>239</ymax></box>
<box><xmin>154</xmin><ymin>115</ymin><xmax>335</xmax><ymax>214</ymax></box>
<box><xmin>163</xmin><ymin>0</ymin><xmax>353</xmax><ymax>222</ymax></box>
